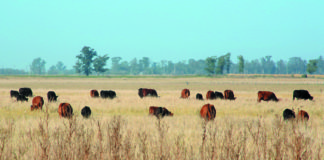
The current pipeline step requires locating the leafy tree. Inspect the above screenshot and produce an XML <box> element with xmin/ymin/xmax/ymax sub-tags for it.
<box><xmin>130</xmin><ymin>58</ymin><xmax>139</xmax><ymax>75</ymax></box>
<box><xmin>56</xmin><ymin>61</ymin><xmax>66</xmax><ymax>73</ymax></box>
<box><xmin>216</xmin><ymin>56</ymin><xmax>225</xmax><ymax>74</ymax></box>
<box><xmin>287</xmin><ymin>57</ymin><xmax>306</xmax><ymax>74</ymax></box>
<box><xmin>224</xmin><ymin>53</ymin><xmax>231</xmax><ymax>74</ymax></box>
<box><xmin>307</xmin><ymin>59</ymin><xmax>318</xmax><ymax>74</ymax></box>
<box><xmin>260</xmin><ymin>56</ymin><xmax>275</xmax><ymax>74</ymax></box>
<box><xmin>111</xmin><ymin>57</ymin><xmax>122</xmax><ymax>74</ymax></box>
<box><xmin>276</xmin><ymin>60</ymin><xmax>287</xmax><ymax>74</ymax></box>
<box><xmin>93</xmin><ymin>54</ymin><xmax>109</xmax><ymax>75</ymax></box>
<box><xmin>30</xmin><ymin>57</ymin><xmax>46</xmax><ymax>75</ymax></box>
<box><xmin>237</xmin><ymin>55</ymin><xmax>244</xmax><ymax>73</ymax></box>
<box><xmin>74</xmin><ymin>46</ymin><xmax>97</xmax><ymax>76</ymax></box>
<box><xmin>205</xmin><ymin>56</ymin><xmax>217</xmax><ymax>75</ymax></box>
<box><xmin>47</xmin><ymin>65</ymin><xmax>58</xmax><ymax>74</ymax></box>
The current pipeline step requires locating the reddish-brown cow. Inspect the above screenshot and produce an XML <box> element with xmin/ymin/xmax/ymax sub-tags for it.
<box><xmin>90</xmin><ymin>89</ymin><xmax>99</xmax><ymax>98</ymax></box>
<box><xmin>257</xmin><ymin>91</ymin><xmax>279</xmax><ymax>102</ymax></box>
<box><xmin>31</xmin><ymin>96</ymin><xmax>44</xmax><ymax>111</ymax></box>
<box><xmin>206</xmin><ymin>90</ymin><xmax>216</xmax><ymax>100</ymax></box>
<box><xmin>58</xmin><ymin>103</ymin><xmax>73</xmax><ymax>118</ymax></box>
<box><xmin>181</xmin><ymin>89</ymin><xmax>190</xmax><ymax>98</ymax></box>
<box><xmin>149</xmin><ymin>106</ymin><xmax>173</xmax><ymax>119</ymax></box>
<box><xmin>200</xmin><ymin>103</ymin><xmax>216</xmax><ymax>121</ymax></box>
<box><xmin>297</xmin><ymin>110</ymin><xmax>309</xmax><ymax>121</ymax></box>
<box><xmin>224</xmin><ymin>90</ymin><xmax>236</xmax><ymax>100</ymax></box>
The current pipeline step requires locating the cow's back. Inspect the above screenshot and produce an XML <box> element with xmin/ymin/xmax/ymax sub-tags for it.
<box><xmin>31</xmin><ymin>96</ymin><xmax>44</xmax><ymax>110</ymax></box>
<box><xmin>297</xmin><ymin>110</ymin><xmax>309</xmax><ymax>121</ymax></box>
<box><xmin>181</xmin><ymin>89</ymin><xmax>190</xmax><ymax>98</ymax></box>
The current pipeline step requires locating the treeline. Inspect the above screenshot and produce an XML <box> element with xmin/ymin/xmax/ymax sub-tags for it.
<box><xmin>1</xmin><ymin>46</ymin><xmax>323</xmax><ymax>75</ymax></box>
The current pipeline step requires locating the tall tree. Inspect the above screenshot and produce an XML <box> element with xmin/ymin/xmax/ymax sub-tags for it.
<box><xmin>205</xmin><ymin>56</ymin><xmax>217</xmax><ymax>75</ymax></box>
<box><xmin>74</xmin><ymin>46</ymin><xmax>97</xmax><ymax>76</ymax></box>
<box><xmin>93</xmin><ymin>54</ymin><xmax>110</xmax><ymax>75</ymax></box>
<box><xmin>224</xmin><ymin>53</ymin><xmax>231</xmax><ymax>74</ymax></box>
<box><xmin>215</xmin><ymin>56</ymin><xmax>225</xmax><ymax>74</ymax></box>
<box><xmin>306</xmin><ymin>59</ymin><xmax>318</xmax><ymax>74</ymax></box>
<box><xmin>237</xmin><ymin>55</ymin><xmax>244</xmax><ymax>73</ymax></box>
<box><xmin>30</xmin><ymin>57</ymin><xmax>46</xmax><ymax>75</ymax></box>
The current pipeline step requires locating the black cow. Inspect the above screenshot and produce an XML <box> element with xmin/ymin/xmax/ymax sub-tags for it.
<box><xmin>17</xmin><ymin>95</ymin><xmax>28</xmax><ymax>102</ymax></box>
<box><xmin>81</xmin><ymin>106</ymin><xmax>92</xmax><ymax>118</ymax></box>
<box><xmin>293</xmin><ymin>90</ymin><xmax>313</xmax><ymax>100</ymax></box>
<box><xmin>100</xmin><ymin>90</ymin><xmax>116</xmax><ymax>99</ymax></box>
<box><xmin>214</xmin><ymin>91</ymin><xmax>224</xmax><ymax>99</ymax></box>
<box><xmin>47</xmin><ymin>91</ymin><xmax>58</xmax><ymax>102</ymax></box>
<box><xmin>10</xmin><ymin>90</ymin><xmax>20</xmax><ymax>98</ymax></box>
<box><xmin>19</xmin><ymin>87</ymin><xmax>33</xmax><ymax>97</ymax></box>
<box><xmin>196</xmin><ymin>93</ymin><xmax>203</xmax><ymax>100</ymax></box>
<box><xmin>283</xmin><ymin>108</ymin><xmax>295</xmax><ymax>120</ymax></box>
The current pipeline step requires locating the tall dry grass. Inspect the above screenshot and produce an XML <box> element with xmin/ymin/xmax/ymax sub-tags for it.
<box><xmin>0</xmin><ymin>77</ymin><xmax>323</xmax><ymax>159</ymax></box>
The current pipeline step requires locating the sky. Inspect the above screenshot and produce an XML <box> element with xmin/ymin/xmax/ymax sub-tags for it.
<box><xmin>1</xmin><ymin>0</ymin><xmax>323</xmax><ymax>70</ymax></box>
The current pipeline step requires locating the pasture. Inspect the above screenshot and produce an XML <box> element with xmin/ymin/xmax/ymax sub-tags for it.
<box><xmin>0</xmin><ymin>76</ymin><xmax>323</xmax><ymax>159</ymax></box>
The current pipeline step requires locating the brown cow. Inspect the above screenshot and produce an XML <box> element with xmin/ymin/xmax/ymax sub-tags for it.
<box><xmin>58</xmin><ymin>103</ymin><xmax>73</xmax><ymax>118</ymax></box>
<box><xmin>90</xmin><ymin>89</ymin><xmax>99</xmax><ymax>98</ymax></box>
<box><xmin>224</xmin><ymin>90</ymin><xmax>236</xmax><ymax>100</ymax></box>
<box><xmin>297</xmin><ymin>110</ymin><xmax>309</xmax><ymax>121</ymax></box>
<box><xmin>206</xmin><ymin>90</ymin><xmax>216</xmax><ymax>100</ymax></box>
<box><xmin>149</xmin><ymin>106</ymin><xmax>173</xmax><ymax>119</ymax></box>
<box><xmin>200</xmin><ymin>103</ymin><xmax>216</xmax><ymax>121</ymax></box>
<box><xmin>138</xmin><ymin>88</ymin><xmax>158</xmax><ymax>98</ymax></box>
<box><xmin>257</xmin><ymin>91</ymin><xmax>279</xmax><ymax>102</ymax></box>
<box><xmin>31</xmin><ymin>96</ymin><xmax>44</xmax><ymax>111</ymax></box>
<box><xmin>180</xmin><ymin>89</ymin><xmax>190</xmax><ymax>98</ymax></box>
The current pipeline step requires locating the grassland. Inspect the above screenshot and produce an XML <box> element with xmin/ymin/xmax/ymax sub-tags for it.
<box><xmin>0</xmin><ymin>76</ymin><xmax>323</xmax><ymax>159</ymax></box>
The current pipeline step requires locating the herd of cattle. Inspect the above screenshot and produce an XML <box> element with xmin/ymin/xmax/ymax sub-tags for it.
<box><xmin>9</xmin><ymin>87</ymin><xmax>313</xmax><ymax>121</ymax></box>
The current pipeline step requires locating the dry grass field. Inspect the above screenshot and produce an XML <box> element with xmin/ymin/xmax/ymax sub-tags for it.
<box><xmin>0</xmin><ymin>76</ymin><xmax>323</xmax><ymax>160</ymax></box>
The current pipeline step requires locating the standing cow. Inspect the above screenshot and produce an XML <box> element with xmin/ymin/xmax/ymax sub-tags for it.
<box><xmin>19</xmin><ymin>87</ymin><xmax>33</xmax><ymax>97</ymax></box>
<box><xmin>138</xmin><ymin>88</ymin><xmax>158</xmax><ymax>98</ymax></box>
<box><xmin>100</xmin><ymin>90</ymin><xmax>116</xmax><ymax>99</ymax></box>
<box><xmin>81</xmin><ymin>106</ymin><xmax>92</xmax><ymax>118</ymax></box>
<box><xmin>283</xmin><ymin>108</ymin><xmax>295</xmax><ymax>120</ymax></box>
<box><xmin>293</xmin><ymin>90</ymin><xmax>313</xmax><ymax>101</ymax></box>
<box><xmin>200</xmin><ymin>103</ymin><xmax>216</xmax><ymax>121</ymax></box>
<box><xmin>58</xmin><ymin>103</ymin><xmax>73</xmax><ymax>118</ymax></box>
<box><xmin>180</xmin><ymin>89</ymin><xmax>190</xmax><ymax>98</ymax></box>
<box><xmin>196</xmin><ymin>93</ymin><xmax>203</xmax><ymax>100</ymax></box>
<box><xmin>31</xmin><ymin>96</ymin><xmax>44</xmax><ymax>111</ymax></box>
<box><xmin>10</xmin><ymin>90</ymin><xmax>20</xmax><ymax>98</ymax></box>
<box><xmin>206</xmin><ymin>90</ymin><xmax>216</xmax><ymax>100</ymax></box>
<box><xmin>17</xmin><ymin>94</ymin><xmax>28</xmax><ymax>102</ymax></box>
<box><xmin>257</xmin><ymin>91</ymin><xmax>279</xmax><ymax>102</ymax></box>
<box><xmin>47</xmin><ymin>91</ymin><xmax>58</xmax><ymax>102</ymax></box>
<box><xmin>297</xmin><ymin>110</ymin><xmax>309</xmax><ymax>121</ymax></box>
<box><xmin>149</xmin><ymin>106</ymin><xmax>173</xmax><ymax>119</ymax></box>
<box><xmin>224</xmin><ymin>90</ymin><xmax>236</xmax><ymax>100</ymax></box>
<box><xmin>214</xmin><ymin>91</ymin><xmax>224</xmax><ymax>99</ymax></box>
<box><xmin>90</xmin><ymin>89</ymin><xmax>99</xmax><ymax>98</ymax></box>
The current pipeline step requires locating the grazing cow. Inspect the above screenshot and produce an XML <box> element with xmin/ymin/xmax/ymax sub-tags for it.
<box><xmin>200</xmin><ymin>103</ymin><xmax>216</xmax><ymax>121</ymax></box>
<box><xmin>149</xmin><ymin>106</ymin><xmax>173</xmax><ymax>119</ymax></box>
<box><xmin>214</xmin><ymin>91</ymin><xmax>224</xmax><ymax>99</ymax></box>
<box><xmin>81</xmin><ymin>106</ymin><xmax>92</xmax><ymax>118</ymax></box>
<box><xmin>10</xmin><ymin>90</ymin><xmax>20</xmax><ymax>98</ymax></box>
<box><xmin>19</xmin><ymin>87</ymin><xmax>33</xmax><ymax>97</ymax></box>
<box><xmin>17</xmin><ymin>94</ymin><xmax>28</xmax><ymax>102</ymax></box>
<box><xmin>283</xmin><ymin>108</ymin><xmax>295</xmax><ymax>120</ymax></box>
<box><xmin>293</xmin><ymin>90</ymin><xmax>313</xmax><ymax>101</ymax></box>
<box><xmin>257</xmin><ymin>91</ymin><xmax>279</xmax><ymax>102</ymax></box>
<box><xmin>181</xmin><ymin>89</ymin><xmax>190</xmax><ymax>98</ymax></box>
<box><xmin>206</xmin><ymin>90</ymin><xmax>216</xmax><ymax>100</ymax></box>
<box><xmin>196</xmin><ymin>93</ymin><xmax>203</xmax><ymax>100</ymax></box>
<box><xmin>31</xmin><ymin>96</ymin><xmax>44</xmax><ymax>111</ymax></box>
<box><xmin>90</xmin><ymin>89</ymin><xmax>99</xmax><ymax>98</ymax></box>
<box><xmin>58</xmin><ymin>103</ymin><xmax>73</xmax><ymax>118</ymax></box>
<box><xmin>100</xmin><ymin>90</ymin><xmax>116</xmax><ymax>99</ymax></box>
<box><xmin>297</xmin><ymin>110</ymin><xmax>309</xmax><ymax>121</ymax></box>
<box><xmin>224</xmin><ymin>90</ymin><xmax>236</xmax><ymax>100</ymax></box>
<box><xmin>47</xmin><ymin>91</ymin><xmax>58</xmax><ymax>102</ymax></box>
<box><xmin>138</xmin><ymin>88</ymin><xmax>158</xmax><ymax>98</ymax></box>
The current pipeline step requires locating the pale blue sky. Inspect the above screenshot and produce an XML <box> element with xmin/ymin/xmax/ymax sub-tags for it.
<box><xmin>1</xmin><ymin>0</ymin><xmax>323</xmax><ymax>70</ymax></box>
